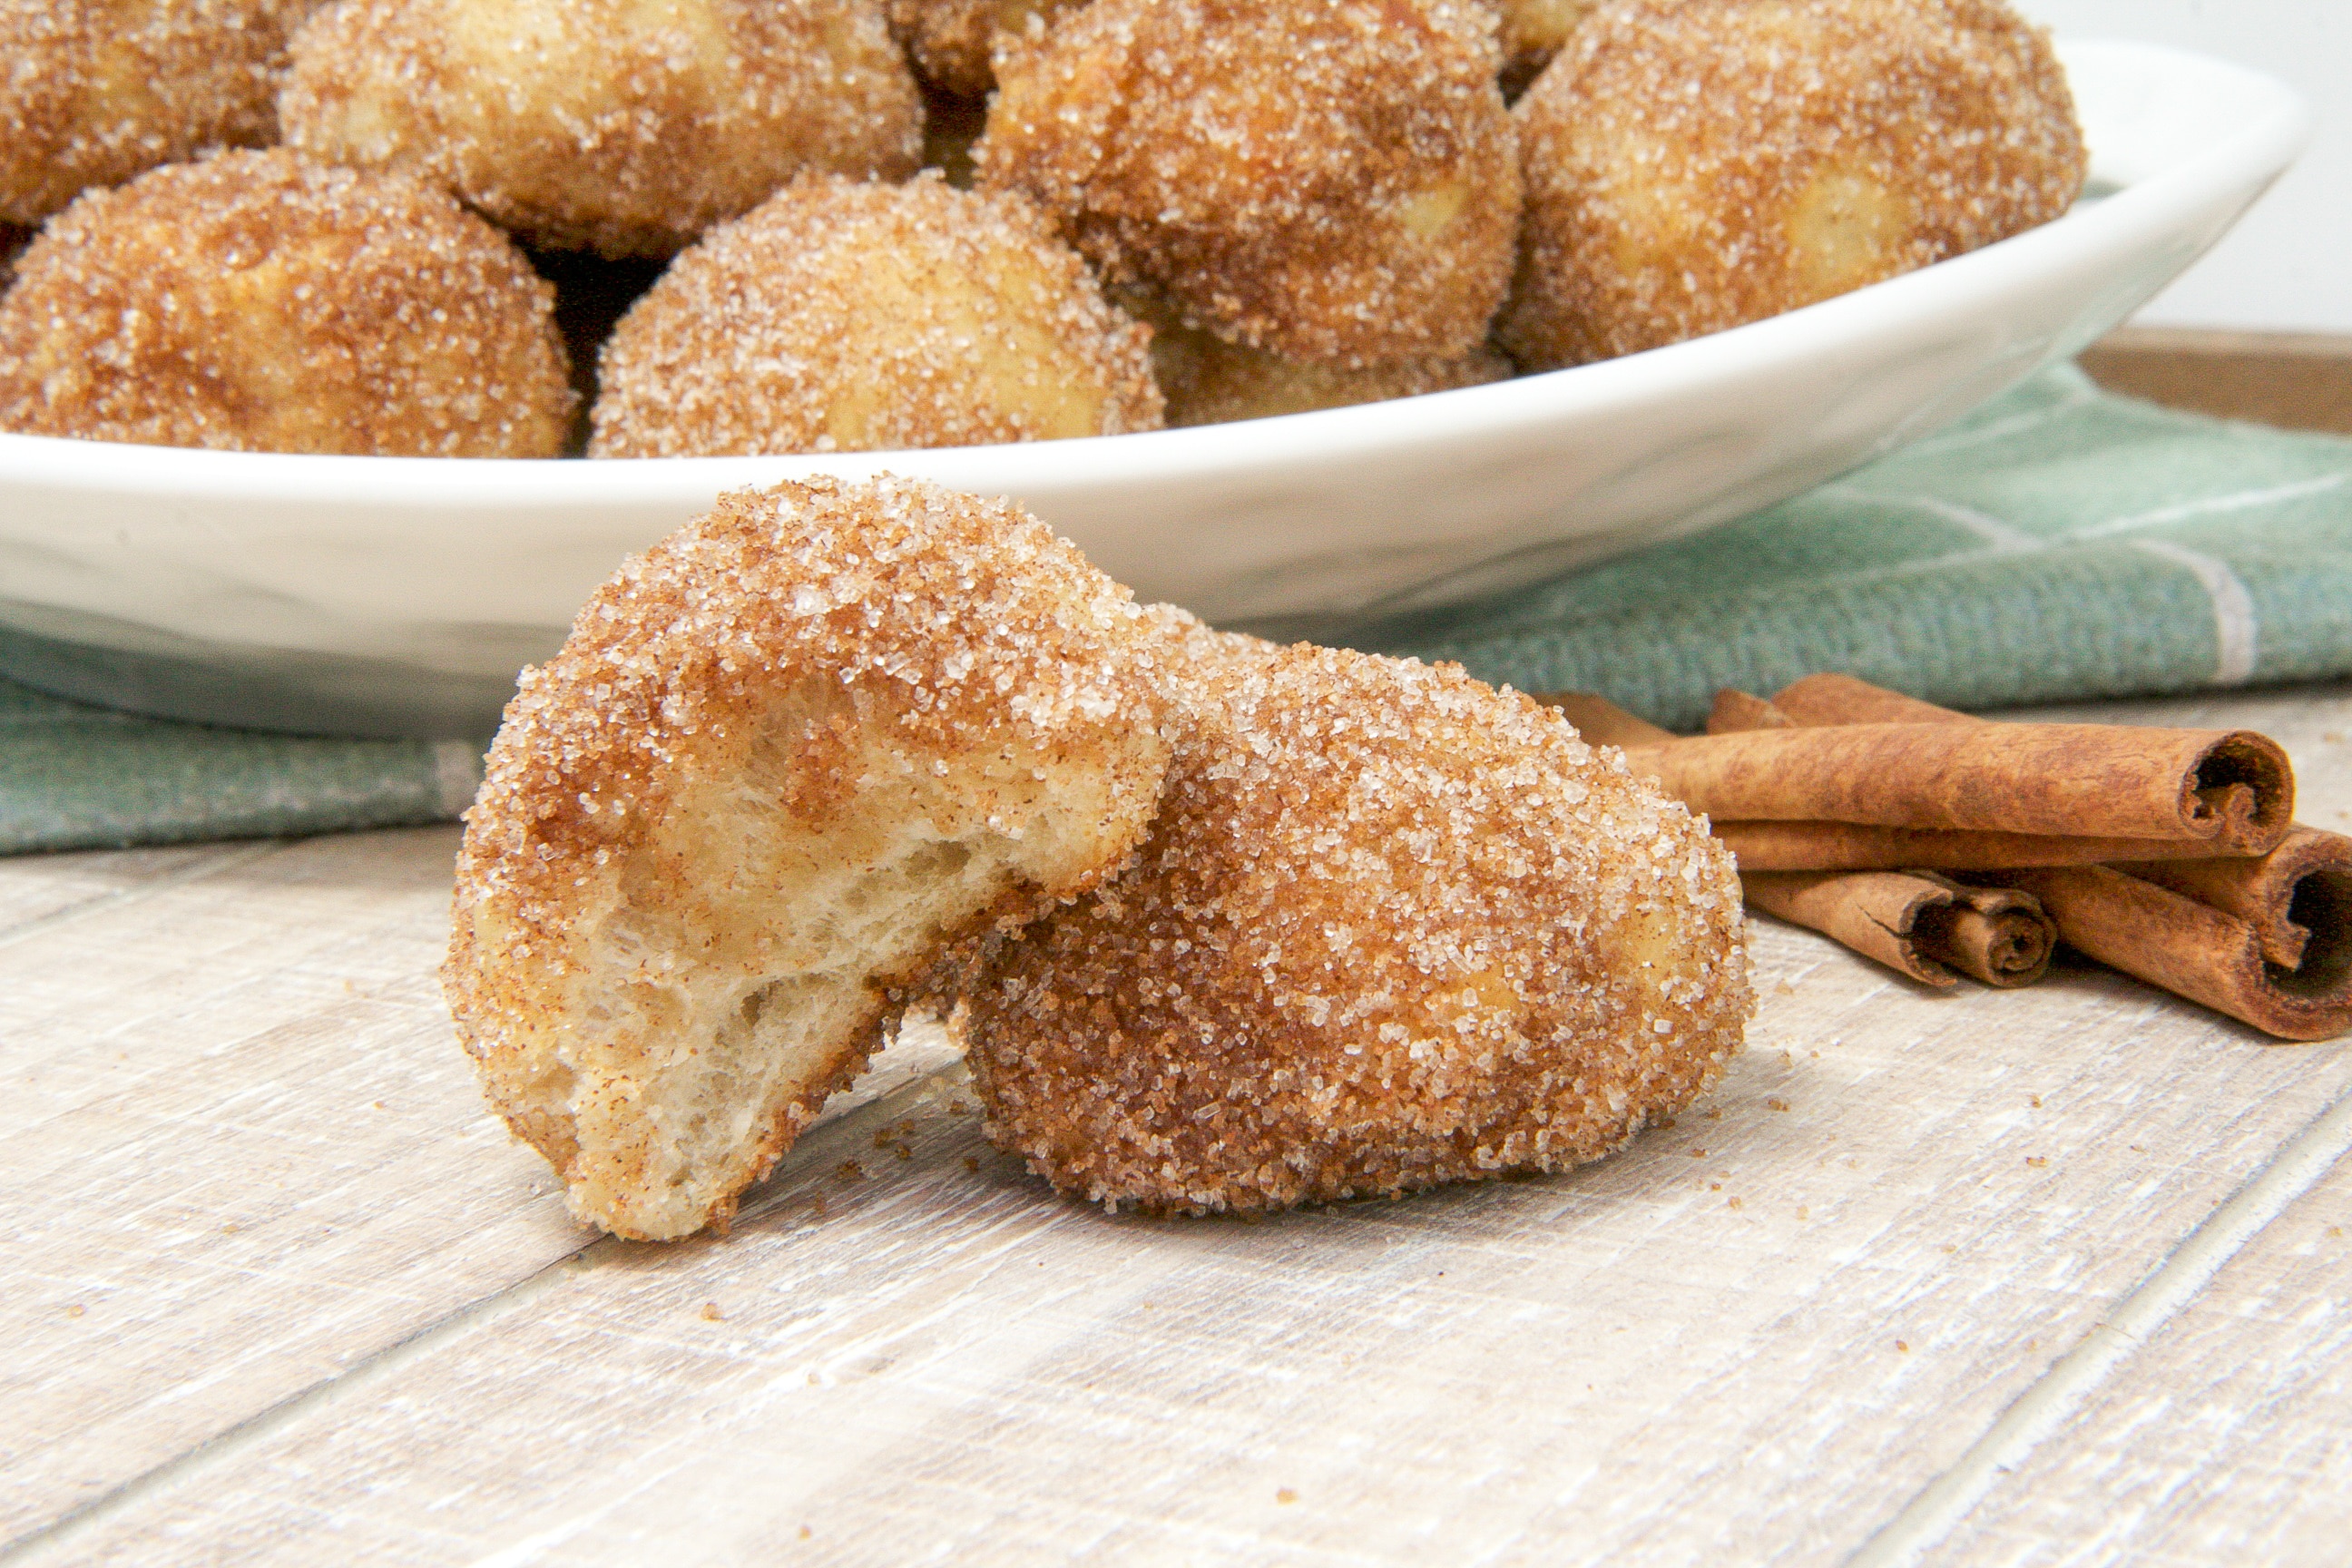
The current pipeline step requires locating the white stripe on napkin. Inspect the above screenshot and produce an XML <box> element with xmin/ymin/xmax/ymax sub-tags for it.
<box><xmin>1826</xmin><ymin>489</ymin><xmax>2043</xmax><ymax>553</ymax></box>
<box><xmin>2131</xmin><ymin>540</ymin><xmax>2259</xmax><ymax>685</ymax></box>
<box><xmin>2073</xmin><ymin>473</ymin><xmax>2347</xmax><ymax>539</ymax></box>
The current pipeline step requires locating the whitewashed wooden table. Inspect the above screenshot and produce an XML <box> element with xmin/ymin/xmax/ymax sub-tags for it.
<box><xmin>5</xmin><ymin>684</ymin><xmax>2348</xmax><ymax>1567</ymax></box>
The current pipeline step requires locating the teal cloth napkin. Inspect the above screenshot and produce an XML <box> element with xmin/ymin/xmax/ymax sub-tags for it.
<box><xmin>0</xmin><ymin>681</ymin><xmax>482</xmax><ymax>854</ymax></box>
<box><xmin>1359</xmin><ymin>364</ymin><xmax>2352</xmax><ymax>728</ymax></box>
<box><xmin>6</xmin><ymin>363</ymin><xmax>2349</xmax><ymax>854</ymax></box>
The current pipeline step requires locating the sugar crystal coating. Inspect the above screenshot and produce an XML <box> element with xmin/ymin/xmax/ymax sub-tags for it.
<box><xmin>961</xmin><ymin>622</ymin><xmax>1753</xmax><ymax>1214</ymax></box>
<box><xmin>279</xmin><ymin>0</ymin><xmax>923</xmax><ymax>258</ymax></box>
<box><xmin>1500</xmin><ymin>0</ymin><xmax>2085</xmax><ymax>369</ymax></box>
<box><xmin>591</xmin><ymin>174</ymin><xmax>1161</xmax><ymax>457</ymax></box>
<box><xmin>1151</xmin><ymin>319</ymin><xmax>1513</xmax><ymax>428</ymax></box>
<box><xmin>977</xmin><ymin>0</ymin><xmax>1523</xmax><ymax>368</ymax></box>
<box><xmin>0</xmin><ymin>0</ymin><xmax>328</xmax><ymax>224</ymax></box>
<box><xmin>0</xmin><ymin>148</ymin><xmax>572</xmax><ymax>456</ymax></box>
<box><xmin>887</xmin><ymin>0</ymin><xmax>1085</xmax><ymax>97</ymax></box>
<box><xmin>446</xmin><ymin>475</ymin><xmax>1175</xmax><ymax>1240</ymax></box>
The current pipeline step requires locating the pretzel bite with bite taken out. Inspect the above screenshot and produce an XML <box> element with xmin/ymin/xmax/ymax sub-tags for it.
<box><xmin>1500</xmin><ymin>0</ymin><xmax>2085</xmax><ymax>369</ymax></box>
<box><xmin>960</xmin><ymin>620</ymin><xmax>1751</xmax><ymax>1215</ymax></box>
<box><xmin>0</xmin><ymin>149</ymin><xmax>572</xmax><ymax>456</ymax></box>
<box><xmin>279</xmin><ymin>0</ymin><xmax>922</xmax><ymax>257</ymax></box>
<box><xmin>978</xmin><ymin>0</ymin><xmax>1522</xmax><ymax>368</ymax></box>
<box><xmin>445</xmin><ymin>476</ymin><xmax>1175</xmax><ymax>1240</ymax></box>
<box><xmin>590</xmin><ymin>174</ymin><xmax>1161</xmax><ymax>456</ymax></box>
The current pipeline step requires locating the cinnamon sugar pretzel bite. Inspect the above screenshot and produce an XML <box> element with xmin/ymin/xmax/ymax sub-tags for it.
<box><xmin>960</xmin><ymin>622</ymin><xmax>1751</xmax><ymax>1214</ymax></box>
<box><xmin>977</xmin><ymin>0</ymin><xmax>1522</xmax><ymax>368</ymax></box>
<box><xmin>0</xmin><ymin>149</ymin><xmax>572</xmax><ymax>456</ymax></box>
<box><xmin>279</xmin><ymin>0</ymin><xmax>922</xmax><ymax>257</ymax></box>
<box><xmin>446</xmin><ymin>476</ymin><xmax>1174</xmax><ymax>1240</ymax></box>
<box><xmin>1500</xmin><ymin>0</ymin><xmax>2084</xmax><ymax>368</ymax></box>
<box><xmin>0</xmin><ymin>0</ymin><xmax>327</xmax><ymax>225</ymax></box>
<box><xmin>588</xmin><ymin>175</ymin><xmax>1161</xmax><ymax>457</ymax></box>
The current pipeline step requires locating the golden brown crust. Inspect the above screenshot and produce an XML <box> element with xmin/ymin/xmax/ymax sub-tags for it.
<box><xmin>1151</xmin><ymin>318</ymin><xmax>1514</xmax><ymax>426</ymax></box>
<box><xmin>887</xmin><ymin>0</ymin><xmax>1086</xmax><ymax>97</ymax></box>
<box><xmin>279</xmin><ymin>0</ymin><xmax>923</xmax><ymax>258</ymax></box>
<box><xmin>977</xmin><ymin>0</ymin><xmax>1523</xmax><ymax>368</ymax></box>
<box><xmin>589</xmin><ymin>174</ymin><xmax>1162</xmax><ymax>457</ymax></box>
<box><xmin>445</xmin><ymin>475</ymin><xmax>1174</xmax><ymax>1240</ymax></box>
<box><xmin>960</xmin><ymin>632</ymin><xmax>1753</xmax><ymax>1214</ymax></box>
<box><xmin>0</xmin><ymin>0</ymin><xmax>328</xmax><ymax>225</ymax></box>
<box><xmin>0</xmin><ymin>149</ymin><xmax>573</xmax><ymax>456</ymax></box>
<box><xmin>1499</xmin><ymin>0</ymin><xmax>2086</xmax><ymax>369</ymax></box>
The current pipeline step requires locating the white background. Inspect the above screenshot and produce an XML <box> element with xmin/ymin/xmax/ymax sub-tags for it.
<box><xmin>2016</xmin><ymin>1</ymin><xmax>2349</xmax><ymax>333</ymax></box>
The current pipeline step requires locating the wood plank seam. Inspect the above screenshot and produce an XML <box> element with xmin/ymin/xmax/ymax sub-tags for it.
<box><xmin>1846</xmin><ymin>1076</ymin><xmax>2352</xmax><ymax>1568</ymax></box>
<box><xmin>0</xmin><ymin>1059</ymin><xmax>967</xmax><ymax>1567</ymax></box>
<box><xmin>0</xmin><ymin>839</ymin><xmax>291</xmax><ymax>950</ymax></box>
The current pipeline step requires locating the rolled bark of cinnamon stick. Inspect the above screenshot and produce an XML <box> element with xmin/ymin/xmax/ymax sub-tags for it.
<box><xmin>1769</xmin><ymin>672</ymin><xmax>1975</xmax><ymax>728</ymax></box>
<box><xmin>2002</xmin><ymin>864</ymin><xmax>2352</xmax><ymax>1042</ymax></box>
<box><xmin>1541</xmin><ymin>692</ymin><xmax>1676</xmax><ymax>748</ymax></box>
<box><xmin>1620</xmin><ymin>723</ymin><xmax>2292</xmax><ymax>852</ymax></box>
<box><xmin>1713</xmin><ymin>820</ymin><xmax>2251</xmax><ymax>872</ymax></box>
<box><xmin>1919</xmin><ymin>880</ymin><xmax>2059</xmax><ymax>988</ymax></box>
<box><xmin>1757</xmin><ymin>675</ymin><xmax>2350</xmax><ymax>1041</ymax></box>
<box><xmin>2114</xmin><ymin>826</ymin><xmax>2352</xmax><ymax>972</ymax></box>
<box><xmin>1537</xmin><ymin>693</ymin><xmax>2245</xmax><ymax>871</ymax></box>
<box><xmin>1742</xmin><ymin>869</ymin><xmax>2053</xmax><ymax>987</ymax></box>
<box><xmin>1707</xmin><ymin>688</ymin><xmax>1795</xmax><ymax>732</ymax></box>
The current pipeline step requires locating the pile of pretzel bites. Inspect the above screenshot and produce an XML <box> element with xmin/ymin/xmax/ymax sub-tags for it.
<box><xmin>5</xmin><ymin>0</ymin><xmax>2083</xmax><ymax>453</ymax></box>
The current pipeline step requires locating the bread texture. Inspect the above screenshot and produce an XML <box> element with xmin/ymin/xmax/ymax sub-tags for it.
<box><xmin>960</xmin><ymin>623</ymin><xmax>1752</xmax><ymax>1213</ymax></box>
<box><xmin>445</xmin><ymin>475</ymin><xmax>1173</xmax><ymax>1240</ymax></box>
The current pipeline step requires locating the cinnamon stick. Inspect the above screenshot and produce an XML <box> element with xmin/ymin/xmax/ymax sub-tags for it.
<box><xmin>2000</xmin><ymin>864</ymin><xmax>2350</xmax><ymax>1042</ymax></box>
<box><xmin>1618</xmin><ymin>723</ymin><xmax>2292</xmax><ymax>852</ymax></box>
<box><xmin>1755</xmin><ymin>675</ymin><xmax>2350</xmax><ymax>1041</ymax></box>
<box><xmin>1542</xmin><ymin>692</ymin><xmax>1675</xmax><ymax>748</ymax></box>
<box><xmin>1539</xmin><ymin>692</ymin><xmax>2063</xmax><ymax>982</ymax></box>
<box><xmin>2113</xmin><ymin>826</ymin><xmax>2352</xmax><ymax>970</ymax></box>
<box><xmin>1710</xmin><ymin>821</ymin><xmax>2249</xmax><ymax>873</ymax></box>
<box><xmin>1535</xmin><ymin>693</ymin><xmax>2236</xmax><ymax>871</ymax></box>
<box><xmin>1705</xmin><ymin>689</ymin><xmax>1795</xmax><ymax>732</ymax></box>
<box><xmin>1741</xmin><ymin>869</ymin><xmax>2053</xmax><ymax>988</ymax></box>
<box><xmin>1768</xmin><ymin>672</ymin><xmax>1975</xmax><ymax>728</ymax></box>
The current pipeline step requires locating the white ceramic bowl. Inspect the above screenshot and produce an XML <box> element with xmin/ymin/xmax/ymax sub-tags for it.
<box><xmin>0</xmin><ymin>39</ymin><xmax>2310</xmax><ymax>738</ymax></box>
